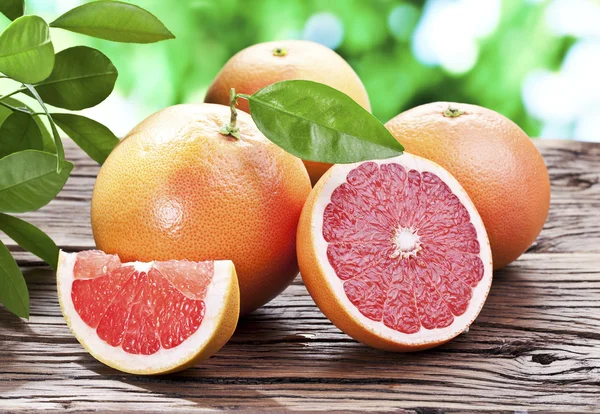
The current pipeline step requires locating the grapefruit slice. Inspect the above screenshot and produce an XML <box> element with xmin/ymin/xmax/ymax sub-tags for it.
<box><xmin>57</xmin><ymin>250</ymin><xmax>239</xmax><ymax>374</ymax></box>
<box><xmin>297</xmin><ymin>153</ymin><xmax>493</xmax><ymax>351</ymax></box>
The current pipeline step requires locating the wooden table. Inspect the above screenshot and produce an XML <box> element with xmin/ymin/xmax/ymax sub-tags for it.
<box><xmin>1</xmin><ymin>139</ymin><xmax>599</xmax><ymax>413</ymax></box>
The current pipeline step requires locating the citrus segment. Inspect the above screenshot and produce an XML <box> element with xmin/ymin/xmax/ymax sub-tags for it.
<box><xmin>297</xmin><ymin>153</ymin><xmax>493</xmax><ymax>351</ymax></box>
<box><xmin>57</xmin><ymin>250</ymin><xmax>239</xmax><ymax>374</ymax></box>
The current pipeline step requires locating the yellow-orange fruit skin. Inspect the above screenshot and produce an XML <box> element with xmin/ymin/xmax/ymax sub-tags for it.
<box><xmin>205</xmin><ymin>40</ymin><xmax>371</xmax><ymax>185</ymax></box>
<box><xmin>385</xmin><ymin>102</ymin><xmax>551</xmax><ymax>269</ymax></box>
<box><xmin>297</xmin><ymin>169</ymin><xmax>450</xmax><ymax>352</ymax></box>
<box><xmin>91</xmin><ymin>104</ymin><xmax>311</xmax><ymax>315</ymax></box>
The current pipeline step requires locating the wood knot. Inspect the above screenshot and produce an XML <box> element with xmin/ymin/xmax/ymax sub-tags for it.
<box><xmin>531</xmin><ymin>353</ymin><xmax>561</xmax><ymax>365</ymax></box>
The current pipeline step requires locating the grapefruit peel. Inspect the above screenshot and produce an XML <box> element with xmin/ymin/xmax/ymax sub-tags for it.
<box><xmin>298</xmin><ymin>153</ymin><xmax>493</xmax><ymax>351</ymax></box>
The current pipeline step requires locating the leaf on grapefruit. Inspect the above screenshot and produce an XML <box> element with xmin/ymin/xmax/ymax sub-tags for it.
<box><xmin>57</xmin><ymin>250</ymin><xmax>239</xmax><ymax>374</ymax></box>
<box><xmin>204</xmin><ymin>40</ymin><xmax>372</xmax><ymax>185</ymax></box>
<box><xmin>297</xmin><ymin>153</ymin><xmax>493</xmax><ymax>351</ymax></box>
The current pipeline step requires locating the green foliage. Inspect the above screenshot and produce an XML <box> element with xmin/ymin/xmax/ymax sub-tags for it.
<box><xmin>245</xmin><ymin>81</ymin><xmax>403</xmax><ymax>163</ymax></box>
<box><xmin>0</xmin><ymin>16</ymin><xmax>54</xmax><ymax>84</ymax></box>
<box><xmin>0</xmin><ymin>151</ymin><xmax>73</xmax><ymax>213</ymax></box>
<box><xmin>91</xmin><ymin>0</ymin><xmax>564</xmax><ymax>139</ymax></box>
<box><xmin>23</xmin><ymin>84</ymin><xmax>66</xmax><ymax>171</ymax></box>
<box><xmin>50</xmin><ymin>1</ymin><xmax>175</xmax><ymax>44</ymax></box>
<box><xmin>0</xmin><ymin>97</ymin><xmax>56</xmax><ymax>153</ymax></box>
<box><xmin>53</xmin><ymin>113</ymin><xmax>119</xmax><ymax>164</ymax></box>
<box><xmin>0</xmin><ymin>0</ymin><xmax>24</xmax><ymax>21</ymax></box>
<box><xmin>27</xmin><ymin>46</ymin><xmax>118</xmax><ymax>111</ymax></box>
<box><xmin>0</xmin><ymin>213</ymin><xmax>59</xmax><ymax>270</ymax></box>
<box><xmin>0</xmin><ymin>112</ymin><xmax>42</xmax><ymax>158</ymax></box>
<box><xmin>0</xmin><ymin>239</ymin><xmax>29</xmax><ymax>319</ymax></box>
<box><xmin>0</xmin><ymin>0</ymin><xmax>174</xmax><ymax>318</ymax></box>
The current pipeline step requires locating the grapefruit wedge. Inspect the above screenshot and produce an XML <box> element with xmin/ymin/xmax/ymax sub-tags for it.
<box><xmin>297</xmin><ymin>154</ymin><xmax>493</xmax><ymax>351</ymax></box>
<box><xmin>57</xmin><ymin>250</ymin><xmax>239</xmax><ymax>374</ymax></box>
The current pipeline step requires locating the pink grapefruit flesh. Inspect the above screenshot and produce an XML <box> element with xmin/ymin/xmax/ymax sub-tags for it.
<box><xmin>57</xmin><ymin>250</ymin><xmax>239</xmax><ymax>374</ymax></box>
<box><xmin>297</xmin><ymin>154</ymin><xmax>493</xmax><ymax>351</ymax></box>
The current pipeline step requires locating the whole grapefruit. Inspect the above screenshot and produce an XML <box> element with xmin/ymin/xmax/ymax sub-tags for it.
<box><xmin>385</xmin><ymin>102</ymin><xmax>550</xmax><ymax>269</ymax></box>
<box><xmin>91</xmin><ymin>104</ymin><xmax>311</xmax><ymax>315</ymax></box>
<box><xmin>204</xmin><ymin>40</ymin><xmax>371</xmax><ymax>185</ymax></box>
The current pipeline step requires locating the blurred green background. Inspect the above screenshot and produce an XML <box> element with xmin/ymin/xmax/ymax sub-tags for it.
<box><xmin>5</xmin><ymin>0</ymin><xmax>600</xmax><ymax>141</ymax></box>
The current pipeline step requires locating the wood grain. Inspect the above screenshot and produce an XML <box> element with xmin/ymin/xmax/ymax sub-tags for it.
<box><xmin>1</xmin><ymin>139</ymin><xmax>599</xmax><ymax>413</ymax></box>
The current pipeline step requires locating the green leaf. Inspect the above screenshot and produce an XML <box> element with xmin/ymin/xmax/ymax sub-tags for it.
<box><xmin>28</xmin><ymin>46</ymin><xmax>118</xmax><ymax>111</ymax></box>
<box><xmin>0</xmin><ymin>112</ymin><xmax>43</xmax><ymax>158</ymax></box>
<box><xmin>23</xmin><ymin>84</ymin><xmax>65</xmax><ymax>172</ymax></box>
<box><xmin>0</xmin><ymin>239</ymin><xmax>29</xmax><ymax>318</ymax></box>
<box><xmin>0</xmin><ymin>16</ymin><xmax>55</xmax><ymax>84</ymax></box>
<box><xmin>0</xmin><ymin>150</ymin><xmax>73</xmax><ymax>213</ymax></box>
<box><xmin>0</xmin><ymin>213</ymin><xmax>58</xmax><ymax>270</ymax></box>
<box><xmin>0</xmin><ymin>101</ymin><xmax>14</xmax><ymax>125</ymax></box>
<box><xmin>0</xmin><ymin>97</ymin><xmax>56</xmax><ymax>154</ymax></box>
<box><xmin>0</xmin><ymin>0</ymin><xmax>24</xmax><ymax>21</ymax></box>
<box><xmin>246</xmin><ymin>80</ymin><xmax>404</xmax><ymax>164</ymax></box>
<box><xmin>50</xmin><ymin>1</ymin><xmax>175</xmax><ymax>44</ymax></box>
<box><xmin>52</xmin><ymin>113</ymin><xmax>119</xmax><ymax>164</ymax></box>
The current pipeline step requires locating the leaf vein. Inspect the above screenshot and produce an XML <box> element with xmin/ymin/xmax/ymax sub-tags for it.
<box><xmin>250</xmin><ymin>97</ymin><xmax>401</xmax><ymax>151</ymax></box>
<box><xmin>36</xmin><ymin>71</ymin><xmax>116</xmax><ymax>87</ymax></box>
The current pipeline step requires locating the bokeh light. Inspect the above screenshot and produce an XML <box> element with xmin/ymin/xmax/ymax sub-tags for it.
<box><xmin>412</xmin><ymin>0</ymin><xmax>500</xmax><ymax>74</ymax></box>
<box><xmin>546</xmin><ymin>0</ymin><xmax>600</xmax><ymax>38</ymax></box>
<box><xmin>387</xmin><ymin>4</ymin><xmax>420</xmax><ymax>42</ymax></box>
<box><xmin>303</xmin><ymin>12</ymin><xmax>344</xmax><ymax>50</ymax></box>
<box><xmin>0</xmin><ymin>0</ymin><xmax>597</xmax><ymax>141</ymax></box>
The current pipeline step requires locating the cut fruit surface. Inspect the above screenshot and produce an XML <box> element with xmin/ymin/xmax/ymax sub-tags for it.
<box><xmin>57</xmin><ymin>250</ymin><xmax>239</xmax><ymax>374</ymax></box>
<box><xmin>297</xmin><ymin>153</ymin><xmax>493</xmax><ymax>351</ymax></box>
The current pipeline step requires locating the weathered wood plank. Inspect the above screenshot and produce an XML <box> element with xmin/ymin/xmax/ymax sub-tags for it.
<box><xmin>1</xmin><ymin>139</ymin><xmax>600</xmax><ymax>413</ymax></box>
<box><xmin>532</xmin><ymin>140</ymin><xmax>600</xmax><ymax>254</ymax></box>
<box><xmin>1</xmin><ymin>253</ymin><xmax>599</xmax><ymax>412</ymax></box>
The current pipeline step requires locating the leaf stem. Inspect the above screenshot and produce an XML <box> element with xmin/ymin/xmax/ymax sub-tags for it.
<box><xmin>272</xmin><ymin>47</ymin><xmax>288</xmax><ymax>57</ymax></box>
<box><xmin>0</xmin><ymin>100</ymin><xmax>30</xmax><ymax>115</ymax></box>
<box><xmin>23</xmin><ymin>84</ymin><xmax>66</xmax><ymax>173</ymax></box>
<box><xmin>443</xmin><ymin>104</ymin><xmax>465</xmax><ymax>118</ymax></box>
<box><xmin>218</xmin><ymin>88</ymin><xmax>241</xmax><ymax>139</ymax></box>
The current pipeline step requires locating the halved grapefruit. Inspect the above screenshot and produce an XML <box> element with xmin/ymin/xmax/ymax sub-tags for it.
<box><xmin>57</xmin><ymin>250</ymin><xmax>239</xmax><ymax>374</ymax></box>
<box><xmin>297</xmin><ymin>153</ymin><xmax>493</xmax><ymax>351</ymax></box>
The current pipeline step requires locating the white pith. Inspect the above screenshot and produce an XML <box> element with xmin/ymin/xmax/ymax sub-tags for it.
<box><xmin>391</xmin><ymin>227</ymin><xmax>422</xmax><ymax>259</ymax></box>
<box><xmin>311</xmin><ymin>153</ymin><xmax>493</xmax><ymax>346</ymax></box>
<box><xmin>57</xmin><ymin>251</ymin><xmax>235</xmax><ymax>374</ymax></box>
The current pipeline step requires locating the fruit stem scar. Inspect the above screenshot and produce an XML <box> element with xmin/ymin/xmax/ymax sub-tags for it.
<box><xmin>273</xmin><ymin>47</ymin><xmax>288</xmax><ymax>57</ymax></box>
<box><xmin>218</xmin><ymin>88</ymin><xmax>241</xmax><ymax>139</ymax></box>
<box><xmin>443</xmin><ymin>104</ymin><xmax>465</xmax><ymax>118</ymax></box>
